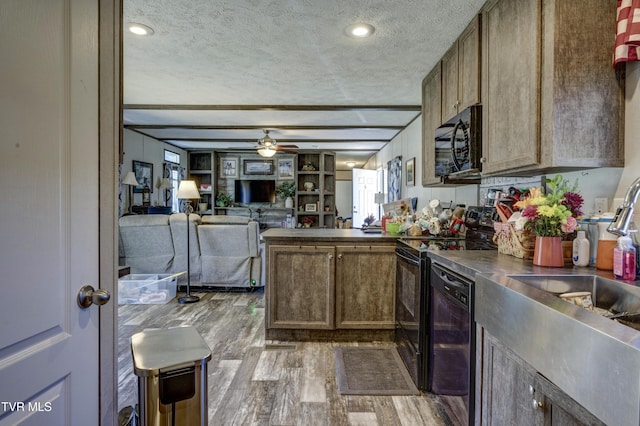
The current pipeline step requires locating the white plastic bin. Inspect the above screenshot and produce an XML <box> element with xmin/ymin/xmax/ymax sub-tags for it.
<box><xmin>118</xmin><ymin>274</ymin><xmax>177</xmax><ymax>304</ymax></box>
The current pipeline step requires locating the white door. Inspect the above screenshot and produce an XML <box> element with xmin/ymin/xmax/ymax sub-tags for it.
<box><xmin>0</xmin><ymin>1</ymin><xmax>104</xmax><ymax>424</ymax></box>
<box><xmin>352</xmin><ymin>168</ymin><xmax>379</xmax><ymax>227</ymax></box>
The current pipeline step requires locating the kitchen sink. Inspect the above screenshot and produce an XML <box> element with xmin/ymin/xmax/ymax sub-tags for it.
<box><xmin>506</xmin><ymin>274</ymin><xmax>640</xmax><ymax>322</ymax></box>
<box><xmin>475</xmin><ymin>272</ymin><xmax>640</xmax><ymax>426</ymax></box>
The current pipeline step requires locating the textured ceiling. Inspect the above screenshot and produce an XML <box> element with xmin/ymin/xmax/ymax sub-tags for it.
<box><xmin>123</xmin><ymin>0</ymin><xmax>486</xmax><ymax>169</ymax></box>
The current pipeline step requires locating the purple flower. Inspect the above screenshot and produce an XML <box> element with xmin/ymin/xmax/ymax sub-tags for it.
<box><xmin>562</xmin><ymin>192</ymin><xmax>584</xmax><ymax>218</ymax></box>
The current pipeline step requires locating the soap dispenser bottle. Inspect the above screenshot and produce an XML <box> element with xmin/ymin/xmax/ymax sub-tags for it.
<box><xmin>613</xmin><ymin>235</ymin><xmax>636</xmax><ymax>280</ymax></box>
<box><xmin>572</xmin><ymin>231</ymin><xmax>590</xmax><ymax>267</ymax></box>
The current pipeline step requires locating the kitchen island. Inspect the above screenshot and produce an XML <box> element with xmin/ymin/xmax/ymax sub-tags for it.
<box><xmin>261</xmin><ymin>228</ymin><xmax>400</xmax><ymax>341</ymax></box>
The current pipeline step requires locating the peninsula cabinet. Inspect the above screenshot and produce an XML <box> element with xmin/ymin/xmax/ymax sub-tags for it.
<box><xmin>421</xmin><ymin>64</ymin><xmax>443</xmax><ymax>186</ymax></box>
<box><xmin>478</xmin><ymin>329</ymin><xmax>605</xmax><ymax>426</ymax></box>
<box><xmin>265</xmin><ymin>237</ymin><xmax>396</xmax><ymax>339</ymax></box>
<box><xmin>480</xmin><ymin>0</ymin><xmax>624</xmax><ymax>176</ymax></box>
<box><xmin>441</xmin><ymin>15</ymin><xmax>481</xmax><ymax>123</ymax></box>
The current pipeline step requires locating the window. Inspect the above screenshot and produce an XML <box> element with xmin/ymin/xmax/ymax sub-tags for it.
<box><xmin>164</xmin><ymin>149</ymin><xmax>180</xmax><ymax>164</ymax></box>
<box><xmin>166</xmin><ymin>163</ymin><xmax>181</xmax><ymax>212</ymax></box>
<box><xmin>163</xmin><ymin>150</ymin><xmax>182</xmax><ymax>212</ymax></box>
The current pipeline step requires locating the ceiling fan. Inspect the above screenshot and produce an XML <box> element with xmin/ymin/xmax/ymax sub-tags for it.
<box><xmin>256</xmin><ymin>130</ymin><xmax>298</xmax><ymax>157</ymax></box>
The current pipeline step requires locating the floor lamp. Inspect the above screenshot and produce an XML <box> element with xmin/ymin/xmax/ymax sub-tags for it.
<box><xmin>177</xmin><ymin>180</ymin><xmax>200</xmax><ymax>304</ymax></box>
<box><xmin>122</xmin><ymin>171</ymin><xmax>139</xmax><ymax>214</ymax></box>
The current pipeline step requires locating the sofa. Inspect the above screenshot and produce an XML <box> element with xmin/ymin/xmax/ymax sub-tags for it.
<box><xmin>118</xmin><ymin>214</ymin><xmax>262</xmax><ymax>288</ymax></box>
<box><xmin>198</xmin><ymin>215</ymin><xmax>262</xmax><ymax>287</ymax></box>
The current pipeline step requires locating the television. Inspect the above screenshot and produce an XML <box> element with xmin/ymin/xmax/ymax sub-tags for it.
<box><xmin>234</xmin><ymin>179</ymin><xmax>276</xmax><ymax>203</ymax></box>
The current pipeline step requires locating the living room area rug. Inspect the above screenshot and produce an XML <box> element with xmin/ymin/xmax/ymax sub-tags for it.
<box><xmin>334</xmin><ymin>346</ymin><xmax>420</xmax><ymax>396</ymax></box>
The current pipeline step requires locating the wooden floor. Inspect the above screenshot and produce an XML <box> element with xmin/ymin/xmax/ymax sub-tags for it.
<box><xmin>118</xmin><ymin>288</ymin><xmax>463</xmax><ymax>425</ymax></box>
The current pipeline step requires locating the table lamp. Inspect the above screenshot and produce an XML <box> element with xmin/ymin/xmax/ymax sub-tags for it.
<box><xmin>122</xmin><ymin>171</ymin><xmax>139</xmax><ymax>214</ymax></box>
<box><xmin>158</xmin><ymin>177</ymin><xmax>173</xmax><ymax>206</ymax></box>
<box><xmin>177</xmin><ymin>180</ymin><xmax>200</xmax><ymax>304</ymax></box>
<box><xmin>374</xmin><ymin>192</ymin><xmax>385</xmax><ymax>219</ymax></box>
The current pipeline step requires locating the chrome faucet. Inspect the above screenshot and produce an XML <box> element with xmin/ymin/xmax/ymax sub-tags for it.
<box><xmin>608</xmin><ymin>176</ymin><xmax>640</xmax><ymax>236</ymax></box>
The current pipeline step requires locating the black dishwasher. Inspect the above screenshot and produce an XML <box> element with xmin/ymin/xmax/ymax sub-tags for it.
<box><xmin>429</xmin><ymin>262</ymin><xmax>475</xmax><ymax>426</ymax></box>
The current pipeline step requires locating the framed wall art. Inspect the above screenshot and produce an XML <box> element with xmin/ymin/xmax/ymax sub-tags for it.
<box><xmin>243</xmin><ymin>159</ymin><xmax>274</xmax><ymax>175</ymax></box>
<box><xmin>277</xmin><ymin>158</ymin><xmax>294</xmax><ymax>179</ymax></box>
<box><xmin>387</xmin><ymin>156</ymin><xmax>401</xmax><ymax>201</ymax></box>
<box><xmin>220</xmin><ymin>157</ymin><xmax>238</xmax><ymax>178</ymax></box>
<box><xmin>406</xmin><ymin>157</ymin><xmax>415</xmax><ymax>187</ymax></box>
<box><xmin>133</xmin><ymin>160</ymin><xmax>153</xmax><ymax>193</ymax></box>
<box><xmin>305</xmin><ymin>203</ymin><xmax>317</xmax><ymax>212</ymax></box>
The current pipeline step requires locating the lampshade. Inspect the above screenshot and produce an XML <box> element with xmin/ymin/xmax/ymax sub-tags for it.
<box><xmin>177</xmin><ymin>180</ymin><xmax>200</xmax><ymax>199</ymax></box>
<box><xmin>122</xmin><ymin>171</ymin><xmax>139</xmax><ymax>186</ymax></box>
<box><xmin>257</xmin><ymin>147</ymin><xmax>277</xmax><ymax>158</ymax></box>
<box><xmin>159</xmin><ymin>177</ymin><xmax>173</xmax><ymax>189</ymax></box>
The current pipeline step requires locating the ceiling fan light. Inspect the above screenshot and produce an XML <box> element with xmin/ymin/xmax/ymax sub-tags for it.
<box><xmin>257</xmin><ymin>147</ymin><xmax>277</xmax><ymax>158</ymax></box>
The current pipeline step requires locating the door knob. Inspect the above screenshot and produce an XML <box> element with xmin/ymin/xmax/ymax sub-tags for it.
<box><xmin>77</xmin><ymin>285</ymin><xmax>111</xmax><ymax>308</ymax></box>
<box><xmin>532</xmin><ymin>399</ymin><xmax>544</xmax><ymax>409</ymax></box>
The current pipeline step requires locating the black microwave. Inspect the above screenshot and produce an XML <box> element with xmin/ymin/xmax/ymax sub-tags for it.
<box><xmin>434</xmin><ymin>105</ymin><xmax>482</xmax><ymax>177</ymax></box>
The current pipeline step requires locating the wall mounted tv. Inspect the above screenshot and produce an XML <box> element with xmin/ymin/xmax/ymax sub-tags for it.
<box><xmin>234</xmin><ymin>179</ymin><xmax>276</xmax><ymax>203</ymax></box>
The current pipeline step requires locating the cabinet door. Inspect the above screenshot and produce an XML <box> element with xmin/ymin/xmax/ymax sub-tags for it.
<box><xmin>457</xmin><ymin>15</ymin><xmax>480</xmax><ymax>111</ymax></box>
<box><xmin>267</xmin><ymin>245</ymin><xmax>335</xmax><ymax>329</ymax></box>
<box><xmin>441</xmin><ymin>43</ymin><xmax>459</xmax><ymax>123</ymax></box>
<box><xmin>480</xmin><ymin>330</ymin><xmax>542</xmax><ymax>425</ymax></box>
<box><xmin>533</xmin><ymin>373</ymin><xmax>605</xmax><ymax>426</ymax></box>
<box><xmin>421</xmin><ymin>64</ymin><xmax>442</xmax><ymax>186</ymax></box>
<box><xmin>335</xmin><ymin>245</ymin><xmax>396</xmax><ymax>329</ymax></box>
<box><xmin>481</xmin><ymin>0</ymin><xmax>541</xmax><ymax>174</ymax></box>
<box><xmin>442</xmin><ymin>15</ymin><xmax>480</xmax><ymax>123</ymax></box>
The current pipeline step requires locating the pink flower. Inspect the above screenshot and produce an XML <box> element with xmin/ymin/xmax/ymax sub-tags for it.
<box><xmin>561</xmin><ymin>216</ymin><xmax>577</xmax><ymax>233</ymax></box>
<box><xmin>521</xmin><ymin>205</ymin><xmax>540</xmax><ymax>220</ymax></box>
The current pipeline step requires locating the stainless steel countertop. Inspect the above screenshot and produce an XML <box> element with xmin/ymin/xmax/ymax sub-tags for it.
<box><xmin>426</xmin><ymin>249</ymin><xmax>600</xmax><ymax>279</ymax></box>
<box><xmin>428</xmin><ymin>250</ymin><xmax>640</xmax><ymax>426</ymax></box>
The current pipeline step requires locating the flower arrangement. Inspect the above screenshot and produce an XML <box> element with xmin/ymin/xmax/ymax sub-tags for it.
<box><xmin>303</xmin><ymin>216</ymin><xmax>315</xmax><ymax>225</ymax></box>
<box><xmin>363</xmin><ymin>214</ymin><xmax>376</xmax><ymax>227</ymax></box>
<box><xmin>513</xmin><ymin>175</ymin><xmax>584</xmax><ymax>237</ymax></box>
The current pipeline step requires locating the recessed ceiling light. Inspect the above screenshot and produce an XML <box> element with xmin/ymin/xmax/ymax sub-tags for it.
<box><xmin>346</xmin><ymin>161</ymin><xmax>356</xmax><ymax>168</ymax></box>
<box><xmin>345</xmin><ymin>23</ymin><xmax>375</xmax><ymax>38</ymax></box>
<box><xmin>128</xmin><ymin>23</ymin><xmax>154</xmax><ymax>36</ymax></box>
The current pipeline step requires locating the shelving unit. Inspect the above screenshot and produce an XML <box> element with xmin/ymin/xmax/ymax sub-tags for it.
<box><xmin>188</xmin><ymin>151</ymin><xmax>214</xmax><ymax>210</ymax></box>
<box><xmin>295</xmin><ymin>152</ymin><xmax>335</xmax><ymax>228</ymax></box>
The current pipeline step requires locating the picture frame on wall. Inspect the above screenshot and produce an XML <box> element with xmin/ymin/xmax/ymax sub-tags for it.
<box><xmin>387</xmin><ymin>156</ymin><xmax>402</xmax><ymax>201</ymax></box>
<box><xmin>406</xmin><ymin>157</ymin><xmax>415</xmax><ymax>187</ymax></box>
<box><xmin>305</xmin><ymin>203</ymin><xmax>317</xmax><ymax>212</ymax></box>
<box><xmin>277</xmin><ymin>158</ymin><xmax>294</xmax><ymax>179</ymax></box>
<box><xmin>243</xmin><ymin>159</ymin><xmax>274</xmax><ymax>175</ymax></box>
<box><xmin>220</xmin><ymin>157</ymin><xmax>238</xmax><ymax>178</ymax></box>
<box><xmin>133</xmin><ymin>160</ymin><xmax>153</xmax><ymax>193</ymax></box>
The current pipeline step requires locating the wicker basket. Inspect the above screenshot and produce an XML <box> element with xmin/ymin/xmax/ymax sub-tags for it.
<box><xmin>493</xmin><ymin>222</ymin><xmax>536</xmax><ymax>259</ymax></box>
